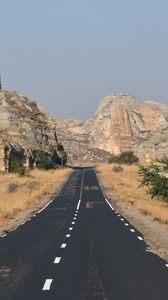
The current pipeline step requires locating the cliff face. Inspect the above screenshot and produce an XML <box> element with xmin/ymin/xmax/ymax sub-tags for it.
<box><xmin>56</xmin><ymin>94</ymin><xmax>168</xmax><ymax>163</ymax></box>
<box><xmin>0</xmin><ymin>90</ymin><xmax>67</xmax><ymax>171</ymax></box>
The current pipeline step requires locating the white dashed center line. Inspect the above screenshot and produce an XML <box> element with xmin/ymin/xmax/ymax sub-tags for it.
<box><xmin>66</xmin><ymin>234</ymin><xmax>71</xmax><ymax>238</ymax></box>
<box><xmin>69</xmin><ymin>227</ymin><xmax>73</xmax><ymax>231</ymax></box>
<box><xmin>72</xmin><ymin>222</ymin><xmax>75</xmax><ymax>225</ymax></box>
<box><xmin>42</xmin><ymin>279</ymin><xmax>53</xmax><ymax>291</ymax></box>
<box><xmin>61</xmin><ymin>243</ymin><xmax>67</xmax><ymax>248</ymax></box>
<box><xmin>125</xmin><ymin>223</ymin><xmax>129</xmax><ymax>226</ymax></box>
<box><xmin>120</xmin><ymin>218</ymin><xmax>124</xmax><ymax>221</ymax></box>
<box><xmin>137</xmin><ymin>236</ymin><xmax>143</xmax><ymax>241</ymax></box>
<box><xmin>76</xmin><ymin>200</ymin><xmax>81</xmax><ymax>210</ymax></box>
<box><xmin>130</xmin><ymin>229</ymin><xmax>135</xmax><ymax>232</ymax></box>
<box><xmin>54</xmin><ymin>257</ymin><xmax>61</xmax><ymax>264</ymax></box>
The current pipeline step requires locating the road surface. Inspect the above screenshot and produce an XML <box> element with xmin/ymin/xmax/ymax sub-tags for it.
<box><xmin>0</xmin><ymin>168</ymin><xmax>167</xmax><ymax>300</ymax></box>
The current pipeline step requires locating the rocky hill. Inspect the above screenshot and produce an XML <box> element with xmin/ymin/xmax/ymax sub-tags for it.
<box><xmin>56</xmin><ymin>94</ymin><xmax>168</xmax><ymax>163</ymax></box>
<box><xmin>2</xmin><ymin>90</ymin><xmax>168</xmax><ymax>168</ymax></box>
<box><xmin>0</xmin><ymin>90</ymin><xmax>67</xmax><ymax>171</ymax></box>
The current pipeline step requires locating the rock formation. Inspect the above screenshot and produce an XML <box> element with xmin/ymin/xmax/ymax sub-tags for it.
<box><xmin>56</xmin><ymin>94</ymin><xmax>168</xmax><ymax>163</ymax></box>
<box><xmin>2</xmin><ymin>90</ymin><xmax>168</xmax><ymax>167</ymax></box>
<box><xmin>0</xmin><ymin>90</ymin><xmax>67</xmax><ymax>171</ymax></box>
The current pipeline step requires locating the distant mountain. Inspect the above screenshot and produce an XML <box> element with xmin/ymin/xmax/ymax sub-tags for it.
<box><xmin>0</xmin><ymin>90</ymin><xmax>67</xmax><ymax>171</ymax></box>
<box><xmin>56</xmin><ymin>93</ymin><xmax>168</xmax><ymax>163</ymax></box>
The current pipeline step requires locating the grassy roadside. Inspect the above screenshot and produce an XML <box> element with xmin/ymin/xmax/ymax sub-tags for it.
<box><xmin>96</xmin><ymin>164</ymin><xmax>168</xmax><ymax>225</ymax></box>
<box><xmin>0</xmin><ymin>168</ymin><xmax>71</xmax><ymax>226</ymax></box>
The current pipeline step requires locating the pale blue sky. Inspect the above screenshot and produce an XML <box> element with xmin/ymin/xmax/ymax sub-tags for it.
<box><xmin>1</xmin><ymin>0</ymin><xmax>168</xmax><ymax>119</ymax></box>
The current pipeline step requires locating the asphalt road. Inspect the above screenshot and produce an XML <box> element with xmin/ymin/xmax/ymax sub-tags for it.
<box><xmin>0</xmin><ymin>168</ymin><xmax>167</xmax><ymax>300</ymax></box>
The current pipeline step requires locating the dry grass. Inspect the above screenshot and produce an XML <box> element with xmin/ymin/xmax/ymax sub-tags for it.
<box><xmin>96</xmin><ymin>164</ymin><xmax>168</xmax><ymax>225</ymax></box>
<box><xmin>0</xmin><ymin>168</ymin><xmax>71</xmax><ymax>224</ymax></box>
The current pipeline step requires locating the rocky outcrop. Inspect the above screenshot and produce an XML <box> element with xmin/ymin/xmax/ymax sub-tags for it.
<box><xmin>56</xmin><ymin>94</ymin><xmax>168</xmax><ymax>163</ymax></box>
<box><xmin>2</xmin><ymin>89</ymin><xmax>168</xmax><ymax>167</ymax></box>
<box><xmin>0</xmin><ymin>90</ymin><xmax>67</xmax><ymax>171</ymax></box>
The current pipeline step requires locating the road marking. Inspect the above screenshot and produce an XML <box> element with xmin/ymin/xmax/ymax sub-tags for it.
<box><xmin>66</xmin><ymin>234</ymin><xmax>71</xmax><ymax>238</ymax></box>
<box><xmin>73</xmin><ymin>217</ymin><xmax>77</xmax><ymax>220</ymax></box>
<box><xmin>42</xmin><ymin>279</ymin><xmax>53</xmax><ymax>291</ymax></box>
<box><xmin>69</xmin><ymin>227</ymin><xmax>73</xmax><ymax>231</ymax></box>
<box><xmin>54</xmin><ymin>257</ymin><xmax>61</xmax><ymax>264</ymax></box>
<box><xmin>130</xmin><ymin>229</ymin><xmax>135</xmax><ymax>232</ymax></box>
<box><xmin>76</xmin><ymin>200</ymin><xmax>81</xmax><ymax>210</ymax></box>
<box><xmin>1</xmin><ymin>234</ymin><xmax>7</xmax><ymax>238</ymax></box>
<box><xmin>61</xmin><ymin>243</ymin><xmax>67</xmax><ymax>248</ymax></box>
<box><xmin>104</xmin><ymin>198</ymin><xmax>115</xmax><ymax>211</ymax></box>
<box><xmin>165</xmin><ymin>264</ymin><xmax>168</xmax><ymax>268</ymax></box>
<box><xmin>125</xmin><ymin>223</ymin><xmax>129</xmax><ymax>226</ymax></box>
<box><xmin>72</xmin><ymin>222</ymin><xmax>75</xmax><ymax>225</ymax></box>
<box><xmin>38</xmin><ymin>199</ymin><xmax>53</xmax><ymax>214</ymax></box>
<box><xmin>118</xmin><ymin>214</ymin><xmax>120</xmax><ymax>217</ymax></box>
<box><xmin>120</xmin><ymin>218</ymin><xmax>124</xmax><ymax>221</ymax></box>
<box><xmin>137</xmin><ymin>236</ymin><xmax>143</xmax><ymax>240</ymax></box>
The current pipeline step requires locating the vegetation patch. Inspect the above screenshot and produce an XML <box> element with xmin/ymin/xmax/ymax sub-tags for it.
<box><xmin>36</xmin><ymin>150</ymin><xmax>50</xmax><ymax>170</ymax></box>
<box><xmin>108</xmin><ymin>151</ymin><xmax>139</xmax><ymax>165</ymax></box>
<box><xmin>8</xmin><ymin>182</ymin><xmax>19</xmax><ymax>193</ymax></box>
<box><xmin>96</xmin><ymin>163</ymin><xmax>168</xmax><ymax>225</ymax></box>
<box><xmin>0</xmin><ymin>168</ymin><xmax>71</xmax><ymax>222</ymax></box>
<box><xmin>139</xmin><ymin>159</ymin><xmax>168</xmax><ymax>203</ymax></box>
<box><xmin>10</xmin><ymin>160</ymin><xmax>21</xmax><ymax>173</ymax></box>
<box><xmin>112</xmin><ymin>165</ymin><xmax>123</xmax><ymax>172</ymax></box>
<box><xmin>27</xmin><ymin>181</ymin><xmax>38</xmax><ymax>192</ymax></box>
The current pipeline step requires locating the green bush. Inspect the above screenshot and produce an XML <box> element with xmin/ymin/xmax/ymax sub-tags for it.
<box><xmin>10</xmin><ymin>160</ymin><xmax>21</xmax><ymax>173</ymax></box>
<box><xmin>139</xmin><ymin>160</ymin><xmax>168</xmax><ymax>202</ymax></box>
<box><xmin>112</xmin><ymin>165</ymin><xmax>123</xmax><ymax>172</ymax></box>
<box><xmin>108</xmin><ymin>151</ymin><xmax>139</xmax><ymax>165</ymax></box>
<box><xmin>36</xmin><ymin>150</ymin><xmax>50</xmax><ymax>170</ymax></box>
<box><xmin>8</xmin><ymin>182</ymin><xmax>19</xmax><ymax>193</ymax></box>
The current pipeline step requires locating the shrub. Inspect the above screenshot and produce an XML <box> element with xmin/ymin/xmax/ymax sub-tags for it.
<box><xmin>36</xmin><ymin>150</ymin><xmax>50</xmax><ymax>170</ymax></box>
<box><xmin>8</xmin><ymin>182</ymin><xmax>19</xmax><ymax>193</ymax></box>
<box><xmin>139</xmin><ymin>161</ymin><xmax>168</xmax><ymax>202</ymax></box>
<box><xmin>112</xmin><ymin>165</ymin><xmax>123</xmax><ymax>172</ymax></box>
<box><xmin>27</xmin><ymin>181</ymin><xmax>37</xmax><ymax>191</ymax></box>
<box><xmin>10</xmin><ymin>160</ymin><xmax>21</xmax><ymax>173</ymax></box>
<box><xmin>108</xmin><ymin>151</ymin><xmax>139</xmax><ymax>165</ymax></box>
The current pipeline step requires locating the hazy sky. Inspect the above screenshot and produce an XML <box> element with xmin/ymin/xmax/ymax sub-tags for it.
<box><xmin>1</xmin><ymin>0</ymin><xmax>168</xmax><ymax>119</ymax></box>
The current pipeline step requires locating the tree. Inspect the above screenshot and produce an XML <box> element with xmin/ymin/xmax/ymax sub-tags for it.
<box><xmin>139</xmin><ymin>160</ymin><xmax>168</xmax><ymax>202</ymax></box>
